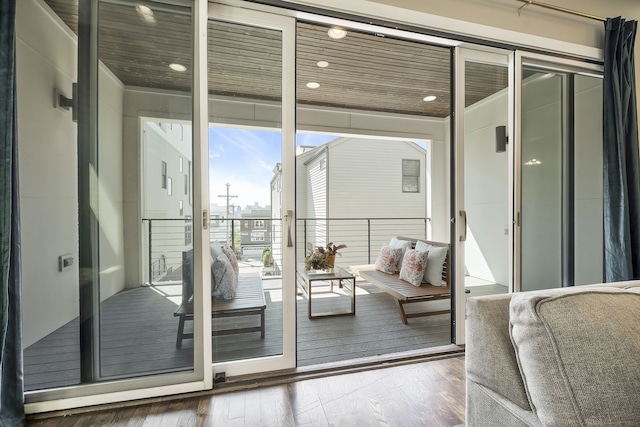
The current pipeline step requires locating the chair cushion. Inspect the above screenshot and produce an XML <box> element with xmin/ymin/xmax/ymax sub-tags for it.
<box><xmin>509</xmin><ymin>286</ymin><xmax>640</xmax><ymax>426</ymax></box>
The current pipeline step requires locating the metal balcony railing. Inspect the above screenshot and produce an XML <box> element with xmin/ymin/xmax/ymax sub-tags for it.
<box><xmin>142</xmin><ymin>217</ymin><xmax>429</xmax><ymax>284</ymax></box>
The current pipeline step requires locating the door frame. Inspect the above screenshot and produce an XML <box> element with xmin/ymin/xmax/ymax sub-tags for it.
<box><xmin>207</xmin><ymin>3</ymin><xmax>298</xmax><ymax>378</ymax></box>
<box><xmin>453</xmin><ymin>47</ymin><xmax>515</xmax><ymax>345</ymax></box>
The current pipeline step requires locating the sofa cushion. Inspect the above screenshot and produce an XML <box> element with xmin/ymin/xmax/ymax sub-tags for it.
<box><xmin>509</xmin><ymin>286</ymin><xmax>640</xmax><ymax>426</ymax></box>
<box><xmin>466</xmin><ymin>294</ymin><xmax>531</xmax><ymax>411</ymax></box>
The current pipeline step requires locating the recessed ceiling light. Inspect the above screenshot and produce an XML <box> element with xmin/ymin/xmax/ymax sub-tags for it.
<box><xmin>327</xmin><ymin>28</ymin><xmax>347</xmax><ymax>39</ymax></box>
<box><xmin>169</xmin><ymin>63</ymin><xmax>187</xmax><ymax>72</ymax></box>
<box><xmin>525</xmin><ymin>158</ymin><xmax>542</xmax><ymax>165</ymax></box>
<box><xmin>423</xmin><ymin>95</ymin><xmax>437</xmax><ymax>102</ymax></box>
<box><xmin>317</xmin><ymin>61</ymin><xmax>329</xmax><ymax>68</ymax></box>
<box><xmin>306</xmin><ymin>82</ymin><xmax>320</xmax><ymax>89</ymax></box>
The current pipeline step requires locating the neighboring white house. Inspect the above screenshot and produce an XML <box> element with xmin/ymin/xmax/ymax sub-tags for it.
<box><xmin>286</xmin><ymin>137</ymin><xmax>430</xmax><ymax>267</ymax></box>
<box><xmin>142</xmin><ymin>120</ymin><xmax>193</xmax><ymax>282</ymax></box>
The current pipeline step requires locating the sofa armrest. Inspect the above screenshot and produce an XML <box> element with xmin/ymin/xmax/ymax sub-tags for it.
<box><xmin>466</xmin><ymin>293</ymin><xmax>530</xmax><ymax>411</ymax></box>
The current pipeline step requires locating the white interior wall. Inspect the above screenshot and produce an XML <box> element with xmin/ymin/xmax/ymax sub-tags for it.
<box><xmin>16</xmin><ymin>0</ymin><xmax>80</xmax><ymax>348</ymax></box>
<box><xmin>98</xmin><ymin>65</ymin><xmax>125</xmax><ymax>301</ymax></box>
<box><xmin>16</xmin><ymin>0</ymin><xmax>124</xmax><ymax>347</ymax></box>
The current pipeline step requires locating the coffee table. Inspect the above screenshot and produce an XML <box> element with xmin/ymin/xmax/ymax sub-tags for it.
<box><xmin>296</xmin><ymin>265</ymin><xmax>356</xmax><ymax>318</ymax></box>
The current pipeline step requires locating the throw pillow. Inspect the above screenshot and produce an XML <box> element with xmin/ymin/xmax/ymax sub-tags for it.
<box><xmin>222</xmin><ymin>247</ymin><xmax>239</xmax><ymax>275</ymax></box>
<box><xmin>415</xmin><ymin>240</ymin><xmax>447</xmax><ymax>286</ymax></box>
<box><xmin>211</xmin><ymin>253</ymin><xmax>237</xmax><ymax>300</ymax></box>
<box><xmin>374</xmin><ymin>245</ymin><xmax>403</xmax><ymax>274</ymax></box>
<box><xmin>210</xmin><ymin>240</ymin><xmax>223</xmax><ymax>259</ymax></box>
<box><xmin>389</xmin><ymin>237</ymin><xmax>411</xmax><ymax>268</ymax></box>
<box><xmin>399</xmin><ymin>248</ymin><xmax>429</xmax><ymax>287</ymax></box>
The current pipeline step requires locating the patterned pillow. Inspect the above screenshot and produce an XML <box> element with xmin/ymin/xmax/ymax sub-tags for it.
<box><xmin>222</xmin><ymin>247</ymin><xmax>239</xmax><ymax>275</ymax></box>
<box><xmin>211</xmin><ymin>253</ymin><xmax>237</xmax><ymax>300</ymax></box>
<box><xmin>399</xmin><ymin>248</ymin><xmax>429</xmax><ymax>287</ymax></box>
<box><xmin>374</xmin><ymin>245</ymin><xmax>403</xmax><ymax>274</ymax></box>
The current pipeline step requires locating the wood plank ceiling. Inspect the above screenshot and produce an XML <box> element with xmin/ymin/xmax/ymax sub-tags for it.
<box><xmin>43</xmin><ymin>0</ymin><xmax>508</xmax><ymax>118</ymax></box>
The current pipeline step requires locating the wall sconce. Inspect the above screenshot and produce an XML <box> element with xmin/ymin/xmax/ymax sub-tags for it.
<box><xmin>495</xmin><ymin>125</ymin><xmax>508</xmax><ymax>153</ymax></box>
<box><xmin>55</xmin><ymin>82</ymin><xmax>77</xmax><ymax>122</ymax></box>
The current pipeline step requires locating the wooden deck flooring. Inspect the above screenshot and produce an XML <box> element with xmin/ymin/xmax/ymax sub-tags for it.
<box><xmin>24</xmin><ymin>275</ymin><xmax>504</xmax><ymax>392</ymax></box>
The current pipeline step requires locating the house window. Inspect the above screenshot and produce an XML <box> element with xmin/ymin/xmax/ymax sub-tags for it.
<box><xmin>179</xmin><ymin>157</ymin><xmax>183</xmax><ymax>173</ymax></box>
<box><xmin>188</xmin><ymin>161</ymin><xmax>192</xmax><ymax>204</ymax></box>
<box><xmin>254</xmin><ymin>220</ymin><xmax>265</xmax><ymax>228</ymax></box>
<box><xmin>161</xmin><ymin>161</ymin><xmax>167</xmax><ymax>189</ymax></box>
<box><xmin>184</xmin><ymin>174</ymin><xmax>188</xmax><ymax>195</ymax></box>
<box><xmin>251</xmin><ymin>231</ymin><xmax>265</xmax><ymax>242</ymax></box>
<box><xmin>179</xmin><ymin>200</ymin><xmax>183</xmax><ymax>216</ymax></box>
<box><xmin>184</xmin><ymin>216</ymin><xmax>192</xmax><ymax>245</ymax></box>
<box><xmin>402</xmin><ymin>159</ymin><xmax>420</xmax><ymax>193</ymax></box>
<box><xmin>244</xmin><ymin>220</ymin><xmax>249</xmax><ymax>228</ymax></box>
<box><xmin>167</xmin><ymin>177</ymin><xmax>172</xmax><ymax>196</ymax></box>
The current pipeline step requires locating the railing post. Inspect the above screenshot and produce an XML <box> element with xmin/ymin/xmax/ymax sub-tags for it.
<box><xmin>148</xmin><ymin>220</ymin><xmax>153</xmax><ymax>286</ymax></box>
<box><xmin>367</xmin><ymin>219</ymin><xmax>371</xmax><ymax>264</ymax></box>
<box><xmin>304</xmin><ymin>219</ymin><xmax>307</xmax><ymax>254</ymax></box>
<box><xmin>230</xmin><ymin>218</ymin><xmax>235</xmax><ymax>250</ymax></box>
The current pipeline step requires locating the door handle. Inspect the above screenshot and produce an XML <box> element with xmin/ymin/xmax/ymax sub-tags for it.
<box><xmin>459</xmin><ymin>210</ymin><xmax>467</xmax><ymax>242</ymax></box>
<box><xmin>285</xmin><ymin>210</ymin><xmax>293</xmax><ymax>247</ymax></box>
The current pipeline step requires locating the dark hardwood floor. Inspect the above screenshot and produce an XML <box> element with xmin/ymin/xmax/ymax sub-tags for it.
<box><xmin>27</xmin><ymin>355</ymin><xmax>466</xmax><ymax>426</ymax></box>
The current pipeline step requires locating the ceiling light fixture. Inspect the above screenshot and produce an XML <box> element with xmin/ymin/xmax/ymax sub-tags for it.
<box><xmin>327</xmin><ymin>28</ymin><xmax>347</xmax><ymax>39</ymax></box>
<box><xmin>524</xmin><ymin>158</ymin><xmax>542</xmax><ymax>166</ymax></box>
<box><xmin>317</xmin><ymin>61</ymin><xmax>329</xmax><ymax>68</ymax></box>
<box><xmin>423</xmin><ymin>95</ymin><xmax>437</xmax><ymax>102</ymax></box>
<box><xmin>306</xmin><ymin>82</ymin><xmax>320</xmax><ymax>89</ymax></box>
<box><xmin>169</xmin><ymin>63</ymin><xmax>187</xmax><ymax>72</ymax></box>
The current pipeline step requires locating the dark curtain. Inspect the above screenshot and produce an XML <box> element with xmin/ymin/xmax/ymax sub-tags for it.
<box><xmin>603</xmin><ymin>17</ymin><xmax>640</xmax><ymax>283</ymax></box>
<box><xmin>0</xmin><ymin>0</ymin><xmax>24</xmax><ymax>425</ymax></box>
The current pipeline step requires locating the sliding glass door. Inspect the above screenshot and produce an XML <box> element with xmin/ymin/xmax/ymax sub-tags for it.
<box><xmin>206</xmin><ymin>4</ymin><xmax>297</xmax><ymax>377</ymax></box>
<box><xmin>454</xmin><ymin>48</ymin><xmax>513</xmax><ymax>344</ymax></box>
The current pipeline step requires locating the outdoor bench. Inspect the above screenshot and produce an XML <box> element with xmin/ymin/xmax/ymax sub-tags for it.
<box><xmin>351</xmin><ymin>237</ymin><xmax>451</xmax><ymax>324</ymax></box>
<box><xmin>174</xmin><ymin>249</ymin><xmax>266</xmax><ymax>348</ymax></box>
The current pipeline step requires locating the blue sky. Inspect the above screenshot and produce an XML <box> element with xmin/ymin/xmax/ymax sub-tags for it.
<box><xmin>208</xmin><ymin>127</ymin><xmax>336</xmax><ymax>208</ymax></box>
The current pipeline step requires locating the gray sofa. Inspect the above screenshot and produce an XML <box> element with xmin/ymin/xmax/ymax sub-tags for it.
<box><xmin>466</xmin><ymin>281</ymin><xmax>640</xmax><ymax>426</ymax></box>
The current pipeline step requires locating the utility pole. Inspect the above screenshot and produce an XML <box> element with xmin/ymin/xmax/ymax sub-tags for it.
<box><xmin>218</xmin><ymin>182</ymin><xmax>237</xmax><ymax>246</ymax></box>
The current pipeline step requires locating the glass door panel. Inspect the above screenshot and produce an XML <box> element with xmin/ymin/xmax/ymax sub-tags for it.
<box><xmin>23</xmin><ymin>0</ymin><xmax>197</xmax><ymax>393</ymax></box>
<box><xmin>207</xmin><ymin>5</ymin><xmax>296</xmax><ymax>374</ymax></box>
<box><xmin>519</xmin><ymin>58</ymin><xmax>603</xmax><ymax>291</ymax></box>
<box><xmin>455</xmin><ymin>49</ymin><xmax>512</xmax><ymax>344</ymax></box>
<box><xmin>463</xmin><ymin>59</ymin><xmax>511</xmax><ymax>295</ymax></box>
<box><xmin>294</xmin><ymin>21</ymin><xmax>453</xmax><ymax>361</ymax></box>
<box><xmin>520</xmin><ymin>68</ymin><xmax>565</xmax><ymax>291</ymax></box>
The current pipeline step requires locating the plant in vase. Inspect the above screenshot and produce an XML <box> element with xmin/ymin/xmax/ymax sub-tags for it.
<box><xmin>305</xmin><ymin>242</ymin><xmax>347</xmax><ymax>271</ymax></box>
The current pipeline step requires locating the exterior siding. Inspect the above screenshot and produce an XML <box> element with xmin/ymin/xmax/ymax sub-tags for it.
<box><xmin>142</xmin><ymin>122</ymin><xmax>193</xmax><ymax>280</ymax></box>
<box><xmin>294</xmin><ymin>138</ymin><xmax>429</xmax><ymax>267</ymax></box>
